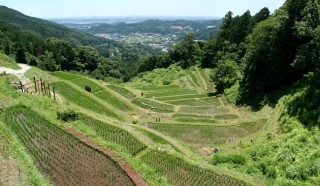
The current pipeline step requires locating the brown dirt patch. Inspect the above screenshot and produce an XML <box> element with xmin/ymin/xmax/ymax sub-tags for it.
<box><xmin>66</xmin><ymin>128</ymin><xmax>147</xmax><ymax>186</ymax></box>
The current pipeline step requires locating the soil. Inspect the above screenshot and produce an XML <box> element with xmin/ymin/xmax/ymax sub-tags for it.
<box><xmin>66</xmin><ymin>128</ymin><xmax>147</xmax><ymax>186</ymax></box>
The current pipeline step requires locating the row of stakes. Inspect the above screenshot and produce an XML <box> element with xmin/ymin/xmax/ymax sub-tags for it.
<box><xmin>19</xmin><ymin>77</ymin><xmax>56</xmax><ymax>100</ymax></box>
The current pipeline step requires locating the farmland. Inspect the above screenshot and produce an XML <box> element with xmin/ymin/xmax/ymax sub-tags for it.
<box><xmin>1</xmin><ymin>68</ymin><xmax>270</xmax><ymax>186</ymax></box>
<box><xmin>4</xmin><ymin>105</ymin><xmax>135</xmax><ymax>186</ymax></box>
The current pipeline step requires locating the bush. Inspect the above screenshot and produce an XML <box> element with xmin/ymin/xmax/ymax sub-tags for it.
<box><xmin>211</xmin><ymin>153</ymin><xmax>247</xmax><ymax>165</ymax></box>
<box><xmin>85</xmin><ymin>85</ymin><xmax>92</xmax><ymax>92</ymax></box>
<box><xmin>57</xmin><ymin>110</ymin><xmax>79</xmax><ymax>122</ymax></box>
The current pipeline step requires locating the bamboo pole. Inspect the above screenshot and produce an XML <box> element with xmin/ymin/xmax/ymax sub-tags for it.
<box><xmin>34</xmin><ymin>77</ymin><xmax>37</xmax><ymax>93</ymax></box>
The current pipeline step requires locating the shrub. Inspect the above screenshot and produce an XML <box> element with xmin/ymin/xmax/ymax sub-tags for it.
<box><xmin>57</xmin><ymin>110</ymin><xmax>79</xmax><ymax>122</ymax></box>
<box><xmin>211</xmin><ymin>153</ymin><xmax>247</xmax><ymax>165</ymax></box>
<box><xmin>85</xmin><ymin>85</ymin><xmax>92</xmax><ymax>92</ymax></box>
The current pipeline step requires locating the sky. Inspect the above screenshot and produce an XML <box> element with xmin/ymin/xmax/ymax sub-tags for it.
<box><xmin>1</xmin><ymin>0</ymin><xmax>286</xmax><ymax>18</ymax></box>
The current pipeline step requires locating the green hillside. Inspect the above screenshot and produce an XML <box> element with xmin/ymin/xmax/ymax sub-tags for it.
<box><xmin>1</xmin><ymin>0</ymin><xmax>320</xmax><ymax>186</ymax></box>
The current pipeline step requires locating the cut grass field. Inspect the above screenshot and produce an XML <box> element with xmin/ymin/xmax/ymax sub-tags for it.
<box><xmin>174</xmin><ymin>117</ymin><xmax>217</xmax><ymax>123</ymax></box>
<box><xmin>214</xmin><ymin>114</ymin><xmax>240</xmax><ymax>120</ymax></box>
<box><xmin>145</xmin><ymin>123</ymin><xmax>249</xmax><ymax>146</ymax></box>
<box><xmin>141</xmin><ymin>150</ymin><xmax>247</xmax><ymax>186</ymax></box>
<box><xmin>4</xmin><ymin>105</ymin><xmax>134</xmax><ymax>186</ymax></box>
<box><xmin>53</xmin><ymin>71</ymin><xmax>80</xmax><ymax>80</ymax></box>
<box><xmin>137</xmin><ymin>84</ymin><xmax>180</xmax><ymax>91</ymax></box>
<box><xmin>107</xmin><ymin>85</ymin><xmax>136</xmax><ymax>99</ymax></box>
<box><xmin>200</xmin><ymin>69</ymin><xmax>215</xmax><ymax>92</ymax></box>
<box><xmin>71</xmin><ymin>77</ymin><xmax>105</xmax><ymax>93</ymax></box>
<box><xmin>51</xmin><ymin>81</ymin><xmax>121</xmax><ymax>119</ymax></box>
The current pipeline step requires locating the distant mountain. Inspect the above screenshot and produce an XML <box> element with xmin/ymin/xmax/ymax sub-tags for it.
<box><xmin>0</xmin><ymin>6</ymin><xmax>112</xmax><ymax>45</ymax></box>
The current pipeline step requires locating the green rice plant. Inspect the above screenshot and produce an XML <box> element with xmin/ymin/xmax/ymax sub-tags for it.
<box><xmin>80</xmin><ymin>115</ymin><xmax>147</xmax><ymax>155</ymax></box>
<box><xmin>145</xmin><ymin>90</ymin><xmax>196</xmax><ymax>98</ymax></box>
<box><xmin>4</xmin><ymin>105</ymin><xmax>135</xmax><ymax>186</ymax></box>
<box><xmin>70</xmin><ymin>78</ymin><xmax>104</xmax><ymax>93</ymax></box>
<box><xmin>54</xmin><ymin>71</ymin><xmax>80</xmax><ymax>80</ymax></box>
<box><xmin>172</xmin><ymin>113</ymin><xmax>213</xmax><ymax>119</ymax></box>
<box><xmin>107</xmin><ymin>85</ymin><xmax>136</xmax><ymax>99</ymax></box>
<box><xmin>214</xmin><ymin>114</ymin><xmax>239</xmax><ymax>120</ymax></box>
<box><xmin>132</xmin><ymin>98</ymin><xmax>175</xmax><ymax>112</ymax></box>
<box><xmin>157</xmin><ymin>93</ymin><xmax>208</xmax><ymax>102</ymax></box>
<box><xmin>146</xmin><ymin>123</ymin><xmax>248</xmax><ymax>146</ymax></box>
<box><xmin>174</xmin><ymin>117</ymin><xmax>217</xmax><ymax>124</ymax></box>
<box><xmin>95</xmin><ymin>91</ymin><xmax>132</xmax><ymax>111</ymax></box>
<box><xmin>141</xmin><ymin>150</ymin><xmax>247</xmax><ymax>186</ymax></box>
<box><xmin>51</xmin><ymin>81</ymin><xmax>121</xmax><ymax>119</ymax></box>
<box><xmin>137</xmin><ymin>84</ymin><xmax>180</xmax><ymax>91</ymax></box>
<box><xmin>178</xmin><ymin>106</ymin><xmax>229</xmax><ymax>115</ymax></box>
<box><xmin>134</xmin><ymin>127</ymin><xmax>181</xmax><ymax>152</ymax></box>
<box><xmin>167</xmin><ymin>99</ymin><xmax>209</xmax><ymax>106</ymax></box>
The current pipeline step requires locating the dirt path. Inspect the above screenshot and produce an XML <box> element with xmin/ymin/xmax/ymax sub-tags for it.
<box><xmin>66</xmin><ymin>128</ymin><xmax>147</xmax><ymax>186</ymax></box>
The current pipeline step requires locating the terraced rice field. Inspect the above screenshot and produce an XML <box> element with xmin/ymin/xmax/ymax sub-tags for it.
<box><xmin>4</xmin><ymin>106</ymin><xmax>134</xmax><ymax>186</ymax></box>
<box><xmin>95</xmin><ymin>90</ymin><xmax>133</xmax><ymax>111</ymax></box>
<box><xmin>107</xmin><ymin>85</ymin><xmax>136</xmax><ymax>99</ymax></box>
<box><xmin>141</xmin><ymin>150</ymin><xmax>247</xmax><ymax>186</ymax></box>
<box><xmin>54</xmin><ymin>71</ymin><xmax>80</xmax><ymax>80</ymax></box>
<box><xmin>80</xmin><ymin>115</ymin><xmax>147</xmax><ymax>155</ymax></box>
<box><xmin>51</xmin><ymin>81</ymin><xmax>121</xmax><ymax>119</ymax></box>
<box><xmin>132</xmin><ymin>98</ymin><xmax>175</xmax><ymax>113</ymax></box>
<box><xmin>70</xmin><ymin>78</ymin><xmax>105</xmax><ymax>93</ymax></box>
<box><xmin>178</xmin><ymin>106</ymin><xmax>228</xmax><ymax>115</ymax></box>
<box><xmin>145</xmin><ymin>123</ymin><xmax>250</xmax><ymax>146</ymax></box>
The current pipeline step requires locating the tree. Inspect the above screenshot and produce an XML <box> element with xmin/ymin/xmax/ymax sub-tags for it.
<box><xmin>212</xmin><ymin>60</ymin><xmax>240</xmax><ymax>93</ymax></box>
<box><xmin>201</xmin><ymin>38</ymin><xmax>217</xmax><ymax>68</ymax></box>
<box><xmin>38</xmin><ymin>51</ymin><xmax>59</xmax><ymax>72</ymax></box>
<box><xmin>249</xmin><ymin>7</ymin><xmax>270</xmax><ymax>32</ymax></box>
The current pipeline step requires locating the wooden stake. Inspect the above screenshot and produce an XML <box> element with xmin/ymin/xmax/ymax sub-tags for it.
<box><xmin>53</xmin><ymin>87</ymin><xmax>56</xmax><ymax>100</ymax></box>
<box><xmin>43</xmin><ymin>81</ymin><xmax>46</xmax><ymax>96</ymax></box>
<box><xmin>48</xmin><ymin>84</ymin><xmax>51</xmax><ymax>97</ymax></box>
<box><xmin>34</xmin><ymin>77</ymin><xmax>37</xmax><ymax>93</ymax></box>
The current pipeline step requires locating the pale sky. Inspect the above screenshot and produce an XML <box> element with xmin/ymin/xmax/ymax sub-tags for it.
<box><xmin>1</xmin><ymin>0</ymin><xmax>286</xmax><ymax>18</ymax></box>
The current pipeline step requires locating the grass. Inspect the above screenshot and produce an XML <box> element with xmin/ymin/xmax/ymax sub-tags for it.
<box><xmin>145</xmin><ymin>90</ymin><xmax>196</xmax><ymax>98</ymax></box>
<box><xmin>239</xmin><ymin>119</ymin><xmax>267</xmax><ymax>133</ymax></box>
<box><xmin>167</xmin><ymin>98</ymin><xmax>210</xmax><ymax>106</ymax></box>
<box><xmin>178</xmin><ymin>106</ymin><xmax>229</xmax><ymax>115</ymax></box>
<box><xmin>71</xmin><ymin>78</ymin><xmax>104</xmax><ymax>93</ymax></box>
<box><xmin>157</xmin><ymin>93</ymin><xmax>208</xmax><ymax>101</ymax></box>
<box><xmin>134</xmin><ymin>127</ymin><xmax>181</xmax><ymax>152</ymax></box>
<box><xmin>53</xmin><ymin>71</ymin><xmax>80</xmax><ymax>80</ymax></box>
<box><xmin>80</xmin><ymin>115</ymin><xmax>147</xmax><ymax>155</ymax></box>
<box><xmin>95</xmin><ymin>91</ymin><xmax>132</xmax><ymax>111</ymax></box>
<box><xmin>51</xmin><ymin>81</ymin><xmax>121</xmax><ymax>119</ymax></box>
<box><xmin>214</xmin><ymin>114</ymin><xmax>239</xmax><ymax>120</ymax></box>
<box><xmin>132</xmin><ymin>98</ymin><xmax>175</xmax><ymax>112</ymax></box>
<box><xmin>141</xmin><ymin>150</ymin><xmax>247</xmax><ymax>186</ymax></box>
<box><xmin>146</xmin><ymin>123</ymin><xmax>249</xmax><ymax>146</ymax></box>
<box><xmin>107</xmin><ymin>85</ymin><xmax>136</xmax><ymax>99</ymax></box>
<box><xmin>25</xmin><ymin>67</ymin><xmax>60</xmax><ymax>83</ymax></box>
<box><xmin>0</xmin><ymin>53</ymin><xmax>20</xmax><ymax>70</ymax></box>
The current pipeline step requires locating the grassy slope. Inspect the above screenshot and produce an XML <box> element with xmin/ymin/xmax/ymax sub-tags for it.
<box><xmin>0</xmin><ymin>53</ymin><xmax>21</xmax><ymax>70</ymax></box>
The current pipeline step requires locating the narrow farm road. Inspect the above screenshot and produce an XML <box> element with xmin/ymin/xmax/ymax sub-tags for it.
<box><xmin>0</xmin><ymin>64</ymin><xmax>31</xmax><ymax>84</ymax></box>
